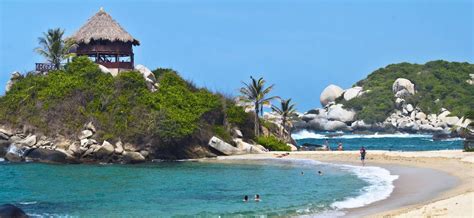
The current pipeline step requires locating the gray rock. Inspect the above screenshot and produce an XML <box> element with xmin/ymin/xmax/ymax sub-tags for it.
<box><xmin>124</xmin><ymin>143</ymin><xmax>139</xmax><ymax>152</ymax></box>
<box><xmin>234</xmin><ymin>138</ymin><xmax>265</xmax><ymax>154</ymax></box>
<box><xmin>85</xmin><ymin>122</ymin><xmax>96</xmax><ymax>133</ymax></box>
<box><xmin>17</xmin><ymin>135</ymin><xmax>37</xmax><ymax>147</ymax></box>
<box><xmin>324</xmin><ymin>120</ymin><xmax>349</xmax><ymax>131</ymax></box>
<box><xmin>406</xmin><ymin>104</ymin><xmax>414</xmax><ymax>112</ymax></box>
<box><xmin>208</xmin><ymin>136</ymin><xmax>244</xmax><ymax>155</ymax></box>
<box><xmin>232</xmin><ymin>128</ymin><xmax>243</xmax><ymax>138</ymax></box>
<box><xmin>415</xmin><ymin>112</ymin><xmax>427</xmax><ymax>120</ymax></box>
<box><xmin>5</xmin><ymin>71</ymin><xmax>22</xmax><ymax>93</ymax></box>
<box><xmin>122</xmin><ymin>151</ymin><xmax>146</xmax><ymax>163</ymax></box>
<box><xmin>0</xmin><ymin>204</ymin><xmax>28</xmax><ymax>218</ymax></box>
<box><xmin>139</xmin><ymin>150</ymin><xmax>149</xmax><ymax>158</ymax></box>
<box><xmin>114</xmin><ymin>141</ymin><xmax>124</xmax><ymax>154</ymax></box>
<box><xmin>307</xmin><ymin>118</ymin><xmax>328</xmax><ymax>130</ymax></box>
<box><xmin>441</xmin><ymin>116</ymin><xmax>460</xmax><ymax>126</ymax></box>
<box><xmin>67</xmin><ymin>142</ymin><xmax>81</xmax><ymax>155</ymax></box>
<box><xmin>327</xmin><ymin>104</ymin><xmax>356</xmax><ymax>122</ymax></box>
<box><xmin>78</xmin><ymin>130</ymin><xmax>93</xmax><ymax>140</ymax></box>
<box><xmin>4</xmin><ymin>144</ymin><xmax>26</xmax><ymax>162</ymax></box>
<box><xmin>320</xmin><ymin>84</ymin><xmax>344</xmax><ymax>106</ymax></box>
<box><xmin>95</xmin><ymin>141</ymin><xmax>115</xmax><ymax>158</ymax></box>
<box><xmin>392</xmin><ymin>78</ymin><xmax>415</xmax><ymax>96</ymax></box>
<box><xmin>395</xmin><ymin>89</ymin><xmax>411</xmax><ymax>98</ymax></box>
<box><xmin>343</xmin><ymin>86</ymin><xmax>363</xmax><ymax>101</ymax></box>
<box><xmin>25</xmin><ymin>148</ymin><xmax>72</xmax><ymax>164</ymax></box>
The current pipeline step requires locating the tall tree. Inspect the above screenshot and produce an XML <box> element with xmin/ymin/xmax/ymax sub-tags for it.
<box><xmin>35</xmin><ymin>28</ymin><xmax>75</xmax><ymax>70</ymax></box>
<box><xmin>240</xmin><ymin>76</ymin><xmax>278</xmax><ymax>136</ymax></box>
<box><xmin>272</xmin><ymin>98</ymin><xmax>297</xmax><ymax>141</ymax></box>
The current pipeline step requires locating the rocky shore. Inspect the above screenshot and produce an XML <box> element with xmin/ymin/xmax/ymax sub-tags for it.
<box><xmin>292</xmin><ymin>78</ymin><xmax>471</xmax><ymax>137</ymax></box>
<box><xmin>0</xmin><ymin>122</ymin><xmax>275</xmax><ymax>164</ymax></box>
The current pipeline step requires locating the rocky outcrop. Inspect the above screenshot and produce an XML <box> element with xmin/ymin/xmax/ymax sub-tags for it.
<box><xmin>122</xmin><ymin>151</ymin><xmax>145</xmax><ymax>163</ymax></box>
<box><xmin>24</xmin><ymin>148</ymin><xmax>74</xmax><ymax>164</ymax></box>
<box><xmin>208</xmin><ymin>136</ymin><xmax>244</xmax><ymax>155</ymax></box>
<box><xmin>0</xmin><ymin>204</ymin><xmax>28</xmax><ymax>218</ymax></box>
<box><xmin>320</xmin><ymin>84</ymin><xmax>344</xmax><ymax>106</ymax></box>
<box><xmin>327</xmin><ymin>104</ymin><xmax>356</xmax><ymax>122</ymax></box>
<box><xmin>233</xmin><ymin>138</ymin><xmax>266</xmax><ymax>154</ymax></box>
<box><xmin>343</xmin><ymin>86</ymin><xmax>363</xmax><ymax>101</ymax></box>
<box><xmin>135</xmin><ymin>64</ymin><xmax>159</xmax><ymax>92</ymax></box>
<box><xmin>5</xmin><ymin>71</ymin><xmax>22</xmax><ymax>93</ymax></box>
<box><xmin>392</xmin><ymin>78</ymin><xmax>415</xmax><ymax>98</ymax></box>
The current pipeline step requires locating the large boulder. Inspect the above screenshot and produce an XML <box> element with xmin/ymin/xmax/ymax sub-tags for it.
<box><xmin>208</xmin><ymin>136</ymin><xmax>244</xmax><ymax>155</ymax></box>
<box><xmin>0</xmin><ymin>139</ymin><xmax>10</xmax><ymax>157</ymax></box>
<box><xmin>122</xmin><ymin>151</ymin><xmax>145</xmax><ymax>164</ymax></box>
<box><xmin>0</xmin><ymin>128</ymin><xmax>12</xmax><ymax>140</ymax></box>
<box><xmin>287</xmin><ymin>143</ymin><xmax>298</xmax><ymax>151</ymax></box>
<box><xmin>327</xmin><ymin>104</ymin><xmax>356</xmax><ymax>122</ymax></box>
<box><xmin>320</xmin><ymin>84</ymin><xmax>344</xmax><ymax>106</ymax></box>
<box><xmin>392</xmin><ymin>78</ymin><xmax>415</xmax><ymax>97</ymax></box>
<box><xmin>234</xmin><ymin>138</ymin><xmax>265</xmax><ymax>154</ymax></box>
<box><xmin>0</xmin><ymin>204</ymin><xmax>28</xmax><ymax>218</ymax></box>
<box><xmin>78</xmin><ymin>130</ymin><xmax>93</xmax><ymax>140</ymax></box>
<box><xmin>343</xmin><ymin>86</ymin><xmax>363</xmax><ymax>101</ymax></box>
<box><xmin>17</xmin><ymin>135</ymin><xmax>37</xmax><ymax>147</ymax></box>
<box><xmin>324</xmin><ymin>120</ymin><xmax>349</xmax><ymax>131</ymax></box>
<box><xmin>95</xmin><ymin>141</ymin><xmax>115</xmax><ymax>158</ymax></box>
<box><xmin>98</xmin><ymin>64</ymin><xmax>111</xmax><ymax>75</ymax></box>
<box><xmin>4</xmin><ymin>144</ymin><xmax>25</xmax><ymax>162</ymax></box>
<box><xmin>114</xmin><ymin>141</ymin><xmax>124</xmax><ymax>154</ymax></box>
<box><xmin>135</xmin><ymin>64</ymin><xmax>156</xmax><ymax>82</ymax></box>
<box><xmin>440</xmin><ymin>116</ymin><xmax>460</xmax><ymax>126</ymax></box>
<box><xmin>24</xmin><ymin>148</ymin><xmax>72</xmax><ymax>164</ymax></box>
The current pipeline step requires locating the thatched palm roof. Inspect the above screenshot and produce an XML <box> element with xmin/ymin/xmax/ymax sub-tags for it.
<box><xmin>69</xmin><ymin>8</ymin><xmax>139</xmax><ymax>45</ymax></box>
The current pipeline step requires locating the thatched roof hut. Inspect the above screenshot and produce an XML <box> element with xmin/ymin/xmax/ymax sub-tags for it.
<box><xmin>69</xmin><ymin>8</ymin><xmax>139</xmax><ymax>72</ymax></box>
<box><xmin>70</xmin><ymin>7</ymin><xmax>139</xmax><ymax>45</ymax></box>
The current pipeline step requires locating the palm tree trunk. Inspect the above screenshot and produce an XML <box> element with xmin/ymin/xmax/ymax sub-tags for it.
<box><xmin>255</xmin><ymin>102</ymin><xmax>260</xmax><ymax>137</ymax></box>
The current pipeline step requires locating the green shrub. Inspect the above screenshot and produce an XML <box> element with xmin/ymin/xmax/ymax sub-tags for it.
<box><xmin>256</xmin><ymin>135</ymin><xmax>290</xmax><ymax>151</ymax></box>
<box><xmin>213</xmin><ymin>125</ymin><xmax>232</xmax><ymax>144</ymax></box>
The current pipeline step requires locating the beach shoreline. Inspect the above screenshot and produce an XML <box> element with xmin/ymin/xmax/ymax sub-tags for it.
<box><xmin>214</xmin><ymin>150</ymin><xmax>473</xmax><ymax>217</ymax></box>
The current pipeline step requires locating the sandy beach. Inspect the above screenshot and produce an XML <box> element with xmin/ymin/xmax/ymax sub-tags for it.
<box><xmin>215</xmin><ymin>150</ymin><xmax>474</xmax><ymax>217</ymax></box>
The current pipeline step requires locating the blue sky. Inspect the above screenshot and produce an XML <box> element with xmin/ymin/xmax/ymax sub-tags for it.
<box><xmin>0</xmin><ymin>0</ymin><xmax>472</xmax><ymax>111</ymax></box>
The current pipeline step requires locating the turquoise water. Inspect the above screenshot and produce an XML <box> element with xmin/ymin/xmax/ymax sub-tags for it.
<box><xmin>293</xmin><ymin>130</ymin><xmax>463</xmax><ymax>151</ymax></box>
<box><xmin>0</xmin><ymin>159</ymin><xmax>382</xmax><ymax>217</ymax></box>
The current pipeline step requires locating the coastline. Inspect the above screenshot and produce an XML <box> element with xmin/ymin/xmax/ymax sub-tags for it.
<box><xmin>215</xmin><ymin>150</ymin><xmax>473</xmax><ymax>217</ymax></box>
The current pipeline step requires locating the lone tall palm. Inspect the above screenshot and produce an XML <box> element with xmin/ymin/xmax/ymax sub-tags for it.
<box><xmin>240</xmin><ymin>76</ymin><xmax>278</xmax><ymax>136</ymax></box>
<box><xmin>35</xmin><ymin>28</ymin><xmax>74</xmax><ymax>70</ymax></box>
<box><xmin>272</xmin><ymin>98</ymin><xmax>297</xmax><ymax>141</ymax></box>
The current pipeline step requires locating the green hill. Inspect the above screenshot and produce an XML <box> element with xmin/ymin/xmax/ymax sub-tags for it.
<box><xmin>340</xmin><ymin>60</ymin><xmax>474</xmax><ymax>123</ymax></box>
<box><xmin>0</xmin><ymin>57</ymin><xmax>255</xmax><ymax>159</ymax></box>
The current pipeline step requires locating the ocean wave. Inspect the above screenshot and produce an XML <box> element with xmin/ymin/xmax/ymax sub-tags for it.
<box><xmin>291</xmin><ymin>129</ymin><xmax>433</xmax><ymax>140</ymax></box>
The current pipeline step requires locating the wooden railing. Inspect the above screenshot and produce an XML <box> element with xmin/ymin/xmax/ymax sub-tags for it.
<box><xmin>35</xmin><ymin>63</ymin><xmax>56</xmax><ymax>72</ymax></box>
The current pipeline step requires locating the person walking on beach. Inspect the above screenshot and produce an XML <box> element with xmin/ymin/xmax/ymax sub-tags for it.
<box><xmin>360</xmin><ymin>146</ymin><xmax>366</xmax><ymax>166</ymax></box>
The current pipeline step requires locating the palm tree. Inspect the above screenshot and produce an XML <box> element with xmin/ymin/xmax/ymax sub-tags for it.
<box><xmin>240</xmin><ymin>76</ymin><xmax>278</xmax><ymax>136</ymax></box>
<box><xmin>35</xmin><ymin>28</ymin><xmax>75</xmax><ymax>70</ymax></box>
<box><xmin>272</xmin><ymin>98</ymin><xmax>297</xmax><ymax>141</ymax></box>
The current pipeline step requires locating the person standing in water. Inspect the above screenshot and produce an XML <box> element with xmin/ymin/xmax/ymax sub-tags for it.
<box><xmin>337</xmin><ymin>142</ymin><xmax>343</xmax><ymax>151</ymax></box>
<box><xmin>360</xmin><ymin>146</ymin><xmax>367</xmax><ymax>166</ymax></box>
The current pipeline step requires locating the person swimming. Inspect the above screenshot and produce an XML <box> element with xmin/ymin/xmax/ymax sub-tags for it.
<box><xmin>318</xmin><ymin>171</ymin><xmax>323</xmax><ymax>176</ymax></box>
<box><xmin>243</xmin><ymin>195</ymin><xmax>248</xmax><ymax>202</ymax></box>
<box><xmin>301</xmin><ymin>171</ymin><xmax>304</xmax><ymax>175</ymax></box>
<box><xmin>255</xmin><ymin>194</ymin><xmax>261</xmax><ymax>202</ymax></box>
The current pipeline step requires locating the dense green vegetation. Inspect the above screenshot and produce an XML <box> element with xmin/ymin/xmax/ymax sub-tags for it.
<box><xmin>256</xmin><ymin>135</ymin><xmax>290</xmax><ymax>151</ymax></box>
<box><xmin>340</xmin><ymin>61</ymin><xmax>474</xmax><ymax>123</ymax></box>
<box><xmin>0</xmin><ymin>57</ymin><xmax>251</xmax><ymax>155</ymax></box>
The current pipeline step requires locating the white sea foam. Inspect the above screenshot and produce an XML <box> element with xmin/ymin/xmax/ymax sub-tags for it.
<box><xmin>19</xmin><ymin>201</ymin><xmax>37</xmax><ymax>205</ymax></box>
<box><xmin>0</xmin><ymin>158</ymin><xmax>4</xmax><ymax>162</ymax></box>
<box><xmin>291</xmin><ymin>129</ymin><xmax>433</xmax><ymax>140</ymax></box>
<box><xmin>330</xmin><ymin>165</ymin><xmax>398</xmax><ymax>209</ymax></box>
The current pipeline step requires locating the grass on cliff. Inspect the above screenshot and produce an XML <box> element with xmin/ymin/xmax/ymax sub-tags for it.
<box><xmin>0</xmin><ymin>57</ymin><xmax>254</xmax><ymax>151</ymax></box>
<box><xmin>340</xmin><ymin>60</ymin><xmax>474</xmax><ymax>123</ymax></box>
